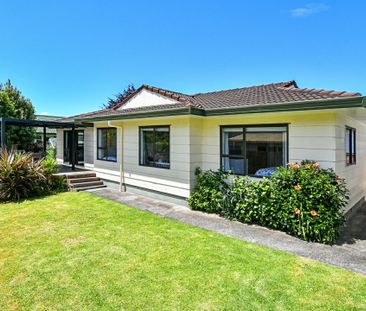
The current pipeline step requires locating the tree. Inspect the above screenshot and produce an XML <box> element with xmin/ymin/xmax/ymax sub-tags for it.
<box><xmin>0</xmin><ymin>80</ymin><xmax>36</xmax><ymax>149</ymax></box>
<box><xmin>104</xmin><ymin>84</ymin><xmax>136</xmax><ymax>109</ymax></box>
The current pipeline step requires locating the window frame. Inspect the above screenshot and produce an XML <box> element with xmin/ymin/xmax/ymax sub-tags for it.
<box><xmin>96</xmin><ymin>127</ymin><xmax>117</xmax><ymax>162</ymax></box>
<box><xmin>346</xmin><ymin>126</ymin><xmax>356</xmax><ymax>166</ymax></box>
<box><xmin>219</xmin><ymin>123</ymin><xmax>289</xmax><ymax>176</ymax></box>
<box><xmin>139</xmin><ymin>125</ymin><xmax>171</xmax><ymax>169</ymax></box>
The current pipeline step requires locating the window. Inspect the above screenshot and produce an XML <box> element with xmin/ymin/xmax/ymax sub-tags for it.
<box><xmin>140</xmin><ymin>126</ymin><xmax>170</xmax><ymax>169</ymax></box>
<box><xmin>97</xmin><ymin>128</ymin><xmax>117</xmax><ymax>161</ymax></box>
<box><xmin>221</xmin><ymin>125</ymin><xmax>288</xmax><ymax>176</ymax></box>
<box><xmin>346</xmin><ymin>126</ymin><xmax>356</xmax><ymax>165</ymax></box>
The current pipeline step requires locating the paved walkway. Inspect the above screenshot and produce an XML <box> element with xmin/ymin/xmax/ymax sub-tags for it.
<box><xmin>88</xmin><ymin>188</ymin><xmax>366</xmax><ymax>275</ymax></box>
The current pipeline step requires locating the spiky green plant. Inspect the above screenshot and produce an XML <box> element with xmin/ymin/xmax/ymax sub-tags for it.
<box><xmin>0</xmin><ymin>148</ymin><xmax>55</xmax><ymax>201</ymax></box>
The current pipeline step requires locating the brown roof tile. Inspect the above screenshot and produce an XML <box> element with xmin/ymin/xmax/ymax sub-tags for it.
<box><xmin>65</xmin><ymin>80</ymin><xmax>362</xmax><ymax>121</ymax></box>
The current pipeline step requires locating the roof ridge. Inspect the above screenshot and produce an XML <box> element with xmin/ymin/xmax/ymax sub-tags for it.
<box><xmin>60</xmin><ymin>108</ymin><xmax>110</xmax><ymax>122</ymax></box>
<box><xmin>190</xmin><ymin>80</ymin><xmax>296</xmax><ymax>97</ymax></box>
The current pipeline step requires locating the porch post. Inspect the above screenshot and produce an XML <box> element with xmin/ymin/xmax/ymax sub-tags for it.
<box><xmin>1</xmin><ymin>119</ymin><xmax>6</xmax><ymax>148</ymax></box>
<box><xmin>71</xmin><ymin>125</ymin><xmax>75</xmax><ymax>170</ymax></box>
<box><xmin>43</xmin><ymin>126</ymin><xmax>47</xmax><ymax>154</ymax></box>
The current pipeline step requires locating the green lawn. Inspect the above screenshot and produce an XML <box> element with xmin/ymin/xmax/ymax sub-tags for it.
<box><xmin>0</xmin><ymin>193</ymin><xmax>365</xmax><ymax>310</ymax></box>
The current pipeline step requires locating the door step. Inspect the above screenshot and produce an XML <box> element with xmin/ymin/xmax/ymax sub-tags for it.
<box><xmin>62</xmin><ymin>172</ymin><xmax>107</xmax><ymax>191</ymax></box>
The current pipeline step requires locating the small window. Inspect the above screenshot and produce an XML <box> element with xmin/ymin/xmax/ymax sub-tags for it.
<box><xmin>140</xmin><ymin>126</ymin><xmax>170</xmax><ymax>169</ymax></box>
<box><xmin>97</xmin><ymin>128</ymin><xmax>117</xmax><ymax>162</ymax></box>
<box><xmin>346</xmin><ymin>126</ymin><xmax>356</xmax><ymax>165</ymax></box>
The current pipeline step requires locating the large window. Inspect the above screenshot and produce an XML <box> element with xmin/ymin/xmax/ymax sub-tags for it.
<box><xmin>140</xmin><ymin>126</ymin><xmax>170</xmax><ymax>169</ymax></box>
<box><xmin>221</xmin><ymin>125</ymin><xmax>288</xmax><ymax>176</ymax></box>
<box><xmin>346</xmin><ymin>126</ymin><xmax>356</xmax><ymax>165</ymax></box>
<box><xmin>97</xmin><ymin>128</ymin><xmax>117</xmax><ymax>162</ymax></box>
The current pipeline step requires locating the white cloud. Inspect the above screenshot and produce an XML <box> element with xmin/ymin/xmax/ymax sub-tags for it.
<box><xmin>40</xmin><ymin>112</ymin><xmax>49</xmax><ymax>115</ymax></box>
<box><xmin>291</xmin><ymin>3</ymin><xmax>329</xmax><ymax>17</ymax></box>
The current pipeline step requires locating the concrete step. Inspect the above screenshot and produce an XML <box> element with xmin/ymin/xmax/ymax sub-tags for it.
<box><xmin>68</xmin><ymin>177</ymin><xmax>101</xmax><ymax>184</ymax></box>
<box><xmin>66</xmin><ymin>172</ymin><xmax>97</xmax><ymax>179</ymax></box>
<box><xmin>71</xmin><ymin>181</ymin><xmax>104</xmax><ymax>189</ymax></box>
<box><xmin>75</xmin><ymin>185</ymin><xmax>107</xmax><ymax>192</ymax></box>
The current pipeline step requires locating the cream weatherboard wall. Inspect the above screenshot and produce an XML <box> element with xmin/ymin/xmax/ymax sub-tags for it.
<box><xmin>111</xmin><ymin>117</ymin><xmax>192</xmax><ymax>198</ymax></box>
<box><xmin>334</xmin><ymin>109</ymin><xmax>366</xmax><ymax>211</ymax></box>
<box><xmin>56</xmin><ymin>107</ymin><xmax>366</xmax><ymax>211</ymax></box>
<box><xmin>199</xmin><ymin>110</ymin><xmax>339</xmax><ymax>171</ymax></box>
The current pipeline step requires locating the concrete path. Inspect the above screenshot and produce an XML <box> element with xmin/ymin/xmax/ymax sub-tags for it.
<box><xmin>88</xmin><ymin>188</ymin><xmax>366</xmax><ymax>275</ymax></box>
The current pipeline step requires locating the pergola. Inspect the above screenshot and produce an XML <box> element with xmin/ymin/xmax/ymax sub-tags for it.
<box><xmin>0</xmin><ymin>117</ymin><xmax>80</xmax><ymax>170</ymax></box>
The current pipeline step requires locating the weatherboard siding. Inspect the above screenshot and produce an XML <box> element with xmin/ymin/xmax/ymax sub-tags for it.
<box><xmin>199</xmin><ymin>110</ymin><xmax>338</xmax><ymax>172</ymax></box>
<box><xmin>334</xmin><ymin>111</ymin><xmax>366</xmax><ymax>212</ymax></box>
<box><xmin>56</xmin><ymin>107</ymin><xmax>365</xmax><ymax>212</ymax></box>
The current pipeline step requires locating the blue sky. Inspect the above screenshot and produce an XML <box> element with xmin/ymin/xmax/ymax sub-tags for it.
<box><xmin>0</xmin><ymin>0</ymin><xmax>365</xmax><ymax>116</ymax></box>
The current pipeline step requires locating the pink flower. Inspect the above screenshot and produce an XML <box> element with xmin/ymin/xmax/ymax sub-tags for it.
<box><xmin>292</xmin><ymin>163</ymin><xmax>300</xmax><ymax>169</ymax></box>
<box><xmin>294</xmin><ymin>208</ymin><xmax>301</xmax><ymax>214</ymax></box>
<box><xmin>294</xmin><ymin>185</ymin><xmax>302</xmax><ymax>190</ymax></box>
<box><xmin>310</xmin><ymin>210</ymin><xmax>318</xmax><ymax>216</ymax></box>
<box><xmin>312</xmin><ymin>162</ymin><xmax>320</xmax><ymax>167</ymax></box>
<box><xmin>336</xmin><ymin>176</ymin><xmax>342</xmax><ymax>181</ymax></box>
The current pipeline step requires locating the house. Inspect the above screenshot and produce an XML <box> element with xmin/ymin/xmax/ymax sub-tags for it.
<box><xmin>56</xmin><ymin>80</ymin><xmax>366</xmax><ymax>212</ymax></box>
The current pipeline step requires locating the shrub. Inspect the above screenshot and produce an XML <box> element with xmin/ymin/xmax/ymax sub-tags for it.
<box><xmin>188</xmin><ymin>168</ymin><xmax>230</xmax><ymax>213</ymax></box>
<box><xmin>267</xmin><ymin>161</ymin><xmax>348</xmax><ymax>244</ymax></box>
<box><xmin>0</xmin><ymin>148</ymin><xmax>66</xmax><ymax>201</ymax></box>
<box><xmin>188</xmin><ymin>161</ymin><xmax>348</xmax><ymax>244</ymax></box>
<box><xmin>41</xmin><ymin>153</ymin><xmax>59</xmax><ymax>176</ymax></box>
<box><xmin>46</xmin><ymin>146</ymin><xmax>57</xmax><ymax>159</ymax></box>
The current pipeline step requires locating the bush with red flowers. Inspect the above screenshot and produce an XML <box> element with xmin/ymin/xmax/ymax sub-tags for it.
<box><xmin>189</xmin><ymin>160</ymin><xmax>349</xmax><ymax>244</ymax></box>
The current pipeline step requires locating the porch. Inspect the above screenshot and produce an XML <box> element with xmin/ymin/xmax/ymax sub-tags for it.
<box><xmin>0</xmin><ymin>117</ymin><xmax>90</xmax><ymax>170</ymax></box>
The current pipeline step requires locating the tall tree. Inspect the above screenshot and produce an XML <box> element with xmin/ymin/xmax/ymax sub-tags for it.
<box><xmin>0</xmin><ymin>80</ymin><xmax>36</xmax><ymax>149</ymax></box>
<box><xmin>104</xmin><ymin>84</ymin><xmax>136</xmax><ymax>109</ymax></box>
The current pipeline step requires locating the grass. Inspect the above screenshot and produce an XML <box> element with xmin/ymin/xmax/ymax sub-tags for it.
<box><xmin>0</xmin><ymin>192</ymin><xmax>365</xmax><ymax>310</ymax></box>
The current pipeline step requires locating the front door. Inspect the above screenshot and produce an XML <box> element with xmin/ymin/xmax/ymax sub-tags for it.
<box><xmin>63</xmin><ymin>130</ymin><xmax>84</xmax><ymax>164</ymax></box>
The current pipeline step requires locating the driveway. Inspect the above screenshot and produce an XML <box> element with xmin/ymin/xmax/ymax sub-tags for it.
<box><xmin>337</xmin><ymin>207</ymin><xmax>366</xmax><ymax>254</ymax></box>
<box><xmin>89</xmin><ymin>188</ymin><xmax>366</xmax><ymax>275</ymax></box>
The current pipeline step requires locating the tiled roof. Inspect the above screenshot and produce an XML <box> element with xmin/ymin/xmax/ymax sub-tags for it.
<box><xmin>63</xmin><ymin>80</ymin><xmax>362</xmax><ymax>121</ymax></box>
<box><xmin>189</xmin><ymin>81</ymin><xmax>361</xmax><ymax>109</ymax></box>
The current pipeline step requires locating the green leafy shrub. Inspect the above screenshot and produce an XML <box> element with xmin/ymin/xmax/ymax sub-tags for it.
<box><xmin>0</xmin><ymin>148</ymin><xmax>66</xmax><ymax>201</ymax></box>
<box><xmin>189</xmin><ymin>161</ymin><xmax>348</xmax><ymax>244</ymax></box>
<box><xmin>188</xmin><ymin>168</ymin><xmax>230</xmax><ymax>213</ymax></box>
<box><xmin>46</xmin><ymin>146</ymin><xmax>57</xmax><ymax>159</ymax></box>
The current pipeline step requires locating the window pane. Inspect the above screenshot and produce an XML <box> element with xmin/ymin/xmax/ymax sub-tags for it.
<box><xmin>107</xmin><ymin>129</ymin><xmax>117</xmax><ymax>161</ymax></box>
<box><xmin>222</xmin><ymin>157</ymin><xmax>245</xmax><ymax>175</ymax></box>
<box><xmin>97</xmin><ymin>129</ymin><xmax>106</xmax><ymax>148</ymax></box>
<box><xmin>155</xmin><ymin>129</ymin><xmax>170</xmax><ymax>167</ymax></box>
<box><xmin>352</xmin><ymin>129</ymin><xmax>356</xmax><ymax>163</ymax></box>
<box><xmin>346</xmin><ymin>128</ymin><xmax>351</xmax><ymax>164</ymax></box>
<box><xmin>246</xmin><ymin>132</ymin><xmax>286</xmax><ymax>176</ymax></box>
<box><xmin>246</xmin><ymin>126</ymin><xmax>287</xmax><ymax>132</ymax></box>
<box><xmin>222</xmin><ymin>128</ymin><xmax>243</xmax><ymax>156</ymax></box>
<box><xmin>141</xmin><ymin>129</ymin><xmax>154</xmax><ymax>165</ymax></box>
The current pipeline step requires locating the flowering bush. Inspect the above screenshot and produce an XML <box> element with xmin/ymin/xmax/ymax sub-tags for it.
<box><xmin>266</xmin><ymin>160</ymin><xmax>348</xmax><ymax>243</ymax></box>
<box><xmin>188</xmin><ymin>161</ymin><xmax>349</xmax><ymax>244</ymax></box>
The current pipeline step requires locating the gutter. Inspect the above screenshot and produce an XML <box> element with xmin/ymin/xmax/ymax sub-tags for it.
<box><xmin>107</xmin><ymin>121</ymin><xmax>126</xmax><ymax>192</ymax></box>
